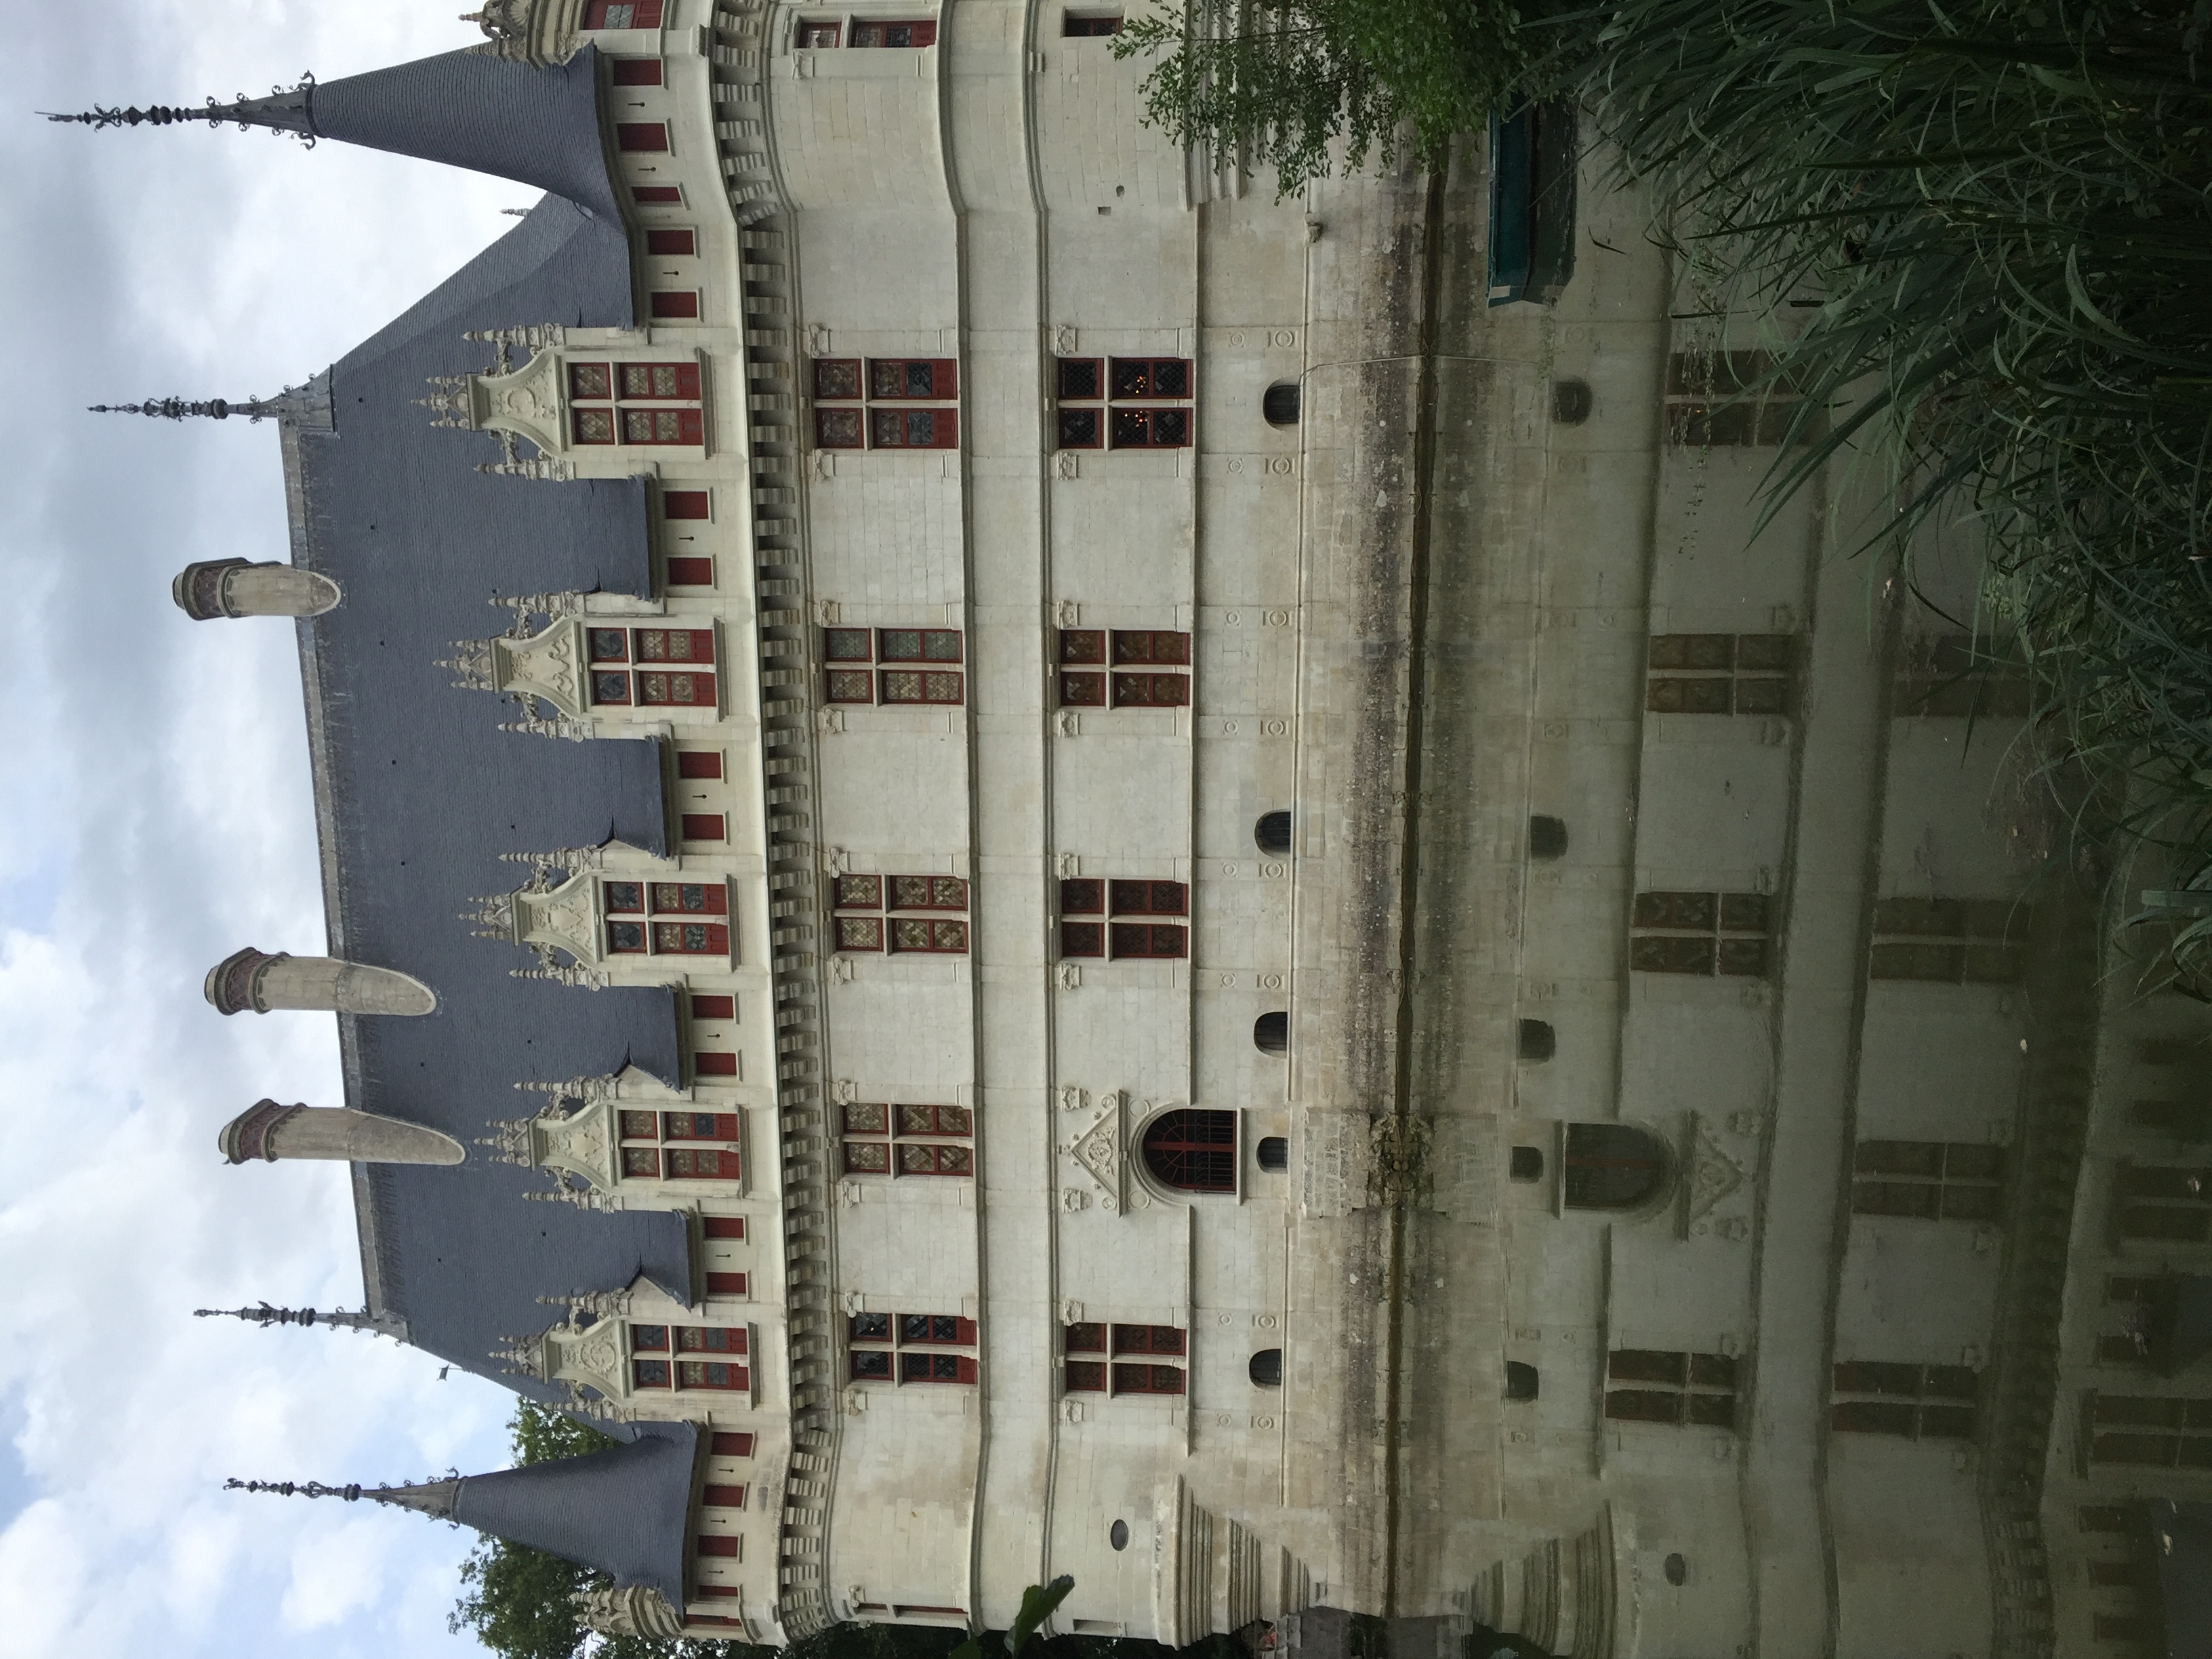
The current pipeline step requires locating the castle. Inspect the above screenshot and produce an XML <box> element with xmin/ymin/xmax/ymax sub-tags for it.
<box><xmin>61</xmin><ymin>1</ymin><xmax>2211</xmax><ymax>1654</ymax></box>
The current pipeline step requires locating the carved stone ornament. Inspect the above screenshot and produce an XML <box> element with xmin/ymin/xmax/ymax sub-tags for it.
<box><xmin>573</xmin><ymin>1584</ymin><xmax>686</xmax><ymax>1641</ymax></box>
<box><xmin>464</xmin><ymin>0</ymin><xmax>586</xmax><ymax>68</ymax></box>
<box><xmin>1368</xmin><ymin>1115</ymin><xmax>1433</xmax><ymax>1208</ymax></box>
<box><xmin>440</xmin><ymin>617</ymin><xmax>591</xmax><ymax>720</ymax></box>
<box><xmin>480</xmin><ymin>1090</ymin><xmax>619</xmax><ymax>1200</ymax></box>
<box><xmin>1065</xmin><ymin>1094</ymin><xmax>1124</xmax><ymax>1213</ymax></box>
<box><xmin>1679</xmin><ymin>1111</ymin><xmax>1748</xmax><ymax>1237</ymax></box>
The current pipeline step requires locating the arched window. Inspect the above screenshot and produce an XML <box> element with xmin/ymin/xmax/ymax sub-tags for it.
<box><xmin>1505</xmin><ymin>1361</ymin><xmax>1539</xmax><ymax>1401</ymax></box>
<box><xmin>1551</xmin><ymin>379</ymin><xmax>1592</xmax><ymax>425</ymax></box>
<box><xmin>1509</xmin><ymin>1146</ymin><xmax>1544</xmax><ymax>1183</ymax></box>
<box><xmin>1254</xmin><ymin>810</ymin><xmax>1293</xmax><ymax>857</ymax></box>
<box><xmin>1263</xmin><ymin>382</ymin><xmax>1301</xmax><ymax>426</ymax></box>
<box><xmin>1530</xmin><ymin>814</ymin><xmax>1569</xmax><ymax>860</ymax></box>
<box><xmin>1250</xmin><ymin>1348</ymin><xmax>1283</xmax><ymax>1387</ymax></box>
<box><xmin>1256</xmin><ymin>1135</ymin><xmax>1289</xmax><ymax>1172</ymax></box>
<box><xmin>1254</xmin><ymin>1011</ymin><xmax>1288</xmax><ymax>1055</ymax></box>
<box><xmin>1563</xmin><ymin>1122</ymin><xmax>1672</xmax><ymax>1210</ymax></box>
<box><xmin>1141</xmin><ymin>1109</ymin><xmax>1237</xmax><ymax>1193</ymax></box>
<box><xmin>1517</xmin><ymin>1019</ymin><xmax>1555</xmax><ymax>1063</ymax></box>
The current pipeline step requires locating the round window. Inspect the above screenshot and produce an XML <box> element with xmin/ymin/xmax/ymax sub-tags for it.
<box><xmin>1109</xmin><ymin>1519</ymin><xmax>1130</xmax><ymax>1551</ymax></box>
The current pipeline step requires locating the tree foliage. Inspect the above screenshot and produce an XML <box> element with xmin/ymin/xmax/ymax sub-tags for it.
<box><xmin>1113</xmin><ymin>0</ymin><xmax>1570</xmax><ymax>197</ymax></box>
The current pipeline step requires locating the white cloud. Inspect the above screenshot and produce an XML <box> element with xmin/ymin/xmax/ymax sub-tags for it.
<box><xmin>0</xmin><ymin>5</ymin><xmax>550</xmax><ymax>1657</ymax></box>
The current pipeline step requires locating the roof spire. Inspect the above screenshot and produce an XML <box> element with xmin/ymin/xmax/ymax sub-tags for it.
<box><xmin>194</xmin><ymin>1302</ymin><xmax>396</xmax><ymax>1337</ymax></box>
<box><xmin>43</xmin><ymin>77</ymin><xmax>316</xmax><ymax>144</ymax></box>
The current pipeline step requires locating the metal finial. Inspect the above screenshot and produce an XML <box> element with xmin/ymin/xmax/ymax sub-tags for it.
<box><xmin>87</xmin><ymin>396</ymin><xmax>279</xmax><ymax>422</ymax></box>
<box><xmin>225</xmin><ymin>1477</ymin><xmax>365</xmax><ymax>1501</ymax></box>
<box><xmin>194</xmin><ymin>1302</ymin><xmax>389</xmax><ymax>1334</ymax></box>
<box><xmin>44</xmin><ymin>77</ymin><xmax>317</xmax><ymax>144</ymax></box>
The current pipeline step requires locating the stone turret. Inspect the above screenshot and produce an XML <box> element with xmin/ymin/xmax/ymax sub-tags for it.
<box><xmin>218</xmin><ymin>1100</ymin><xmax>467</xmax><ymax>1166</ymax></box>
<box><xmin>173</xmin><ymin>559</ymin><xmax>342</xmax><ymax>620</ymax></box>
<box><xmin>205</xmin><ymin>947</ymin><xmax>436</xmax><ymax>1017</ymax></box>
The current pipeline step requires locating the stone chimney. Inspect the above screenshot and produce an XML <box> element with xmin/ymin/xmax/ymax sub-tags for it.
<box><xmin>219</xmin><ymin>1101</ymin><xmax>466</xmax><ymax>1166</ymax></box>
<box><xmin>173</xmin><ymin>559</ymin><xmax>342</xmax><ymax>620</ymax></box>
<box><xmin>205</xmin><ymin>948</ymin><xmax>436</xmax><ymax>1017</ymax></box>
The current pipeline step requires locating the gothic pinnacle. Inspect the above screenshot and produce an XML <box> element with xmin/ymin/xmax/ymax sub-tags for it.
<box><xmin>195</xmin><ymin>1302</ymin><xmax>393</xmax><ymax>1336</ymax></box>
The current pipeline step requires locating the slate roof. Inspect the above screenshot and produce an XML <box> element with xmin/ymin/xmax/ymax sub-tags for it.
<box><xmin>449</xmin><ymin>1420</ymin><xmax>701</xmax><ymax>1605</ymax></box>
<box><xmin>2151</xmin><ymin>1500</ymin><xmax>2212</xmax><ymax>1659</ymax></box>
<box><xmin>266</xmin><ymin>68</ymin><xmax>697</xmax><ymax>1412</ymax></box>
<box><xmin>239</xmin><ymin>47</ymin><xmax>624</xmax><ymax>224</ymax></box>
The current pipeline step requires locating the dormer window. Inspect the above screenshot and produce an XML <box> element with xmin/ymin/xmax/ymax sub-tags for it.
<box><xmin>567</xmin><ymin>361</ymin><xmax>703</xmax><ymax>447</ymax></box>
<box><xmin>618</xmin><ymin>1109</ymin><xmax>741</xmax><ymax>1179</ymax></box>
<box><xmin>586</xmin><ymin>1</ymin><xmax>665</xmax><ymax>26</ymax></box>
<box><xmin>602</xmin><ymin>880</ymin><xmax>730</xmax><ymax>956</ymax></box>
<box><xmin>812</xmin><ymin>357</ymin><xmax>960</xmax><ymax>451</ymax></box>
<box><xmin>628</xmin><ymin>1321</ymin><xmax>750</xmax><ymax>1391</ymax></box>
<box><xmin>588</xmin><ymin>627</ymin><xmax>717</xmax><ymax>708</ymax></box>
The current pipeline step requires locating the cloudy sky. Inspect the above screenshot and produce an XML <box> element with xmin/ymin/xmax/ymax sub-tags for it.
<box><xmin>2</xmin><ymin>5</ymin><xmax>536</xmax><ymax>1656</ymax></box>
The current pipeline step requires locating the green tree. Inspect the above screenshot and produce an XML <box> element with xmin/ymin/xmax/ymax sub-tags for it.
<box><xmin>1112</xmin><ymin>0</ymin><xmax>1572</xmax><ymax>197</ymax></box>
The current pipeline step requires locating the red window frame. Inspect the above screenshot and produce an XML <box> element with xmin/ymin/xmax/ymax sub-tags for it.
<box><xmin>704</xmin><ymin>1484</ymin><xmax>748</xmax><ymax>1508</ymax></box>
<box><xmin>1111</xmin><ymin>671</ymin><xmax>1190</xmax><ymax>707</ymax></box>
<box><xmin>691</xmin><ymin>991</ymin><xmax>737</xmax><ymax>1019</ymax></box>
<box><xmin>1111</xmin><ymin>879</ymin><xmax>1187</xmax><ymax>916</ymax></box>
<box><xmin>710</xmin><ymin>1431</ymin><xmax>756</xmax><ymax>1456</ymax></box>
<box><xmin>1110</xmin><ymin>356</ymin><xmax>1192</xmax><ymax>399</ymax></box>
<box><xmin>617</xmin><ymin>123</ymin><xmax>670</xmax><ymax>152</ymax></box>
<box><xmin>665</xmin><ymin>1147</ymin><xmax>742</xmax><ymax>1179</ymax></box>
<box><xmin>587</xmin><ymin>0</ymin><xmax>665</xmax><ymax>24</ymax></box>
<box><xmin>1113</xmin><ymin>1324</ymin><xmax>1186</xmax><ymax>1355</ymax></box>
<box><xmin>869</xmin><ymin>359</ymin><xmax>959</xmax><ymax>400</ymax></box>
<box><xmin>1111</xmin><ymin>1362</ymin><xmax>1186</xmax><ymax>1396</ymax></box>
<box><xmin>678</xmin><ymin>751</ymin><xmax>724</xmax><ymax>781</ymax></box>
<box><xmin>569</xmin><ymin>361</ymin><xmax>704</xmax><ymax>449</ymax></box>
<box><xmin>612</xmin><ymin>58</ymin><xmax>664</xmax><ymax>84</ymax></box>
<box><xmin>623</xmin><ymin>408</ymin><xmax>704</xmax><ymax>445</ymax></box>
<box><xmin>1110</xmin><ymin>922</ymin><xmax>1187</xmax><ymax>959</ymax></box>
<box><xmin>703</xmin><ymin>1216</ymin><xmax>747</xmax><ymax>1240</ymax></box>
<box><xmin>1056</xmin><ymin>358</ymin><xmax>1103</xmax><ymax>401</ymax></box>
<box><xmin>696</xmin><ymin>1535</ymin><xmax>741</xmax><ymax>1557</ymax></box>
<box><xmin>795</xmin><ymin>18</ymin><xmax>842</xmax><ymax>46</ymax></box>
<box><xmin>1112</xmin><ymin>630</ymin><xmax>1190</xmax><ymax>665</ymax></box>
<box><xmin>1109</xmin><ymin>407</ymin><xmax>1191</xmax><ymax>448</ymax></box>
<box><xmin>705</xmin><ymin>1271</ymin><xmax>748</xmax><ymax>1294</ymax></box>
<box><xmin>877</xmin><ymin>627</ymin><xmax>964</xmax><ymax>663</ymax></box>
<box><xmin>647</xmin><ymin>228</ymin><xmax>695</xmax><ymax>255</ymax></box>
<box><xmin>695</xmin><ymin>1052</ymin><xmax>737</xmax><ymax>1077</ymax></box>
<box><xmin>621</xmin><ymin>364</ymin><xmax>701</xmax><ymax>400</ymax></box>
<box><xmin>847</xmin><ymin>1310</ymin><xmax>979</xmax><ymax>1385</ymax></box>
<box><xmin>663</xmin><ymin>488</ymin><xmax>711</xmax><ymax>518</ymax></box>
<box><xmin>649</xmin><ymin>291</ymin><xmax>701</xmax><ymax>321</ymax></box>
<box><xmin>1141</xmin><ymin>1108</ymin><xmax>1237</xmax><ymax>1193</ymax></box>
<box><xmin>663</xmin><ymin>1111</ymin><xmax>741</xmax><ymax>1141</ymax></box>
<box><xmin>633</xmin><ymin>186</ymin><xmax>683</xmax><ymax>204</ymax></box>
<box><xmin>880</xmin><ymin>668</ymin><xmax>964</xmax><ymax>705</ymax></box>
<box><xmin>813</xmin><ymin>358</ymin><xmax>863</xmax><ymax>400</ymax></box>
<box><xmin>682</xmin><ymin>813</ymin><xmax>726</xmax><ymax>842</ymax></box>
<box><xmin>869</xmin><ymin>407</ymin><xmax>958</xmax><ymax>449</ymax></box>
<box><xmin>841</xmin><ymin>1101</ymin><xmax>976</xmax><ymax>1179</ymax></box>
<box><xmin>815</xmin><ymin>408</ymin><xmax>865</xmax><ymax>449</ymax></box>
<box><xmin>667</xmin><ymin>556</ymin><xmax>714</xmax><ymax>586</ymax></box>
<box><xmin>850</xmin><ymin>18</ymin><xmax>937</xmax><ymax>45</ymax></box>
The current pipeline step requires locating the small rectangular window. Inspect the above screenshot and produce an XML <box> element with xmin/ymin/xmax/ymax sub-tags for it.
<box><xmin>813</xmin><ymin>358</ymin><xmax>863</xmax><ymax>400</ymax></box>
<box><xmin>678</xmin><ymin>751</ymin><xmax>724</xmax><ymax>780</ymax></box>
<box><xmin>586</xmin><ymin>0</ymin><xmax>665</xmax><ymax>24</ymax></box>
<box><xmin>1868</xmin><ymin>896</ymin><xmax>2026</xmax><ymax>984</ymax></box>
<box><xmin>1851</xmin><ymin>1141</ymin><xmax>2005</xmax><ymax>1222</ymax></box>
<box><xmin>1112</xmin><ymin>630</ymin><xmax>1190</xmax><ymax>665</ymax></box>
<box><xmin>850</xmin><ymin>19</ymin><xmax>937</xmax><ymax>46</ymax></box>
<box><xmin>869</xmin><ymin>359</ymin><xmax>958</xmax><ymax>399</ymax></box>
<box><xmin>695</xmin><ymin>1052</ymin><xmax>738</xmax><ymax>1077</ymax></box>
<box><xmin>1603</xmin><ymin>1349</ymin><xmax>1738</xmax><ymax>1428</ymax></box>
<box><xmin>663</xmin><ymin>489</ymin><xmax>711</xmax><ymax>518</ymax></box>
<box><xmin>665</xmin><ymin>1147</ymin><xmax>743</xmax><ymax>1179</ymax></box>
<box><xmin>1629</xmin><ymin>890</ymin><xmax>1772</xmax><ymax>977</ymax></box>
<box><xmin>634</xmin><ymin>186</ymin><xmax>683</xmax><ymax>204</ymax></box>
<box><xmin>1063</xmin><ymin>12</ymin><xmax>1124</xmax><ymax>35</ymax></box>
<box><xmin>1646</xmin><ymin>633</ymin><xmax>1796</xmax><ymax>716</ymax></box>
<box><xmin>617</xmin><ymin>123</ymin><xmax>671</xmax><ymax>152</ymax></box>
<box><xmin>794</xmin><ymin>18</ymin><xmax>841</xmax><ymax>47</ymax></box>
<box><xmin>1110</xmin><ymin>672</ymin><xmax>1189</xmax><ymax>707</ymax></box>
<box><xmin>1111</xmin><ymin>1363</ymin><xmax>1186</xmax><ymax>1396</ymax></box>
<box><xmin>710</xmin><ymin>1431</ymin><xmax>756</xmax><ymax>1456</ymax></box>
<box><xmin>1110</xmin><ymin>357</ymin><xmax>1192</xmax><ymax>399</ymax></box>
<box><xmin>703</xmin><ymin>1216</ymin><xmax>747</xmax><ymax>1240</ymax></box>
<box><xmin>706</xmin><ymin>1271</ymin><xmax>747</xmax><ymax>1294</ymax></box>
<box><xmin>1663</xmin><ymin>350</ymin><xmax>1804</xmax><ymax>448</ymax></box>
<box><xmin>1109</xmin><ymin>407</ymin><xmax>1191</xmax><ymax>449</ymax></box>
<box><xmin>879</xmin><ymin>668</ymin><xmax>964</xmax><ymax>704</ymax></box>
<box><xmin>877</xmin><ymin>627</ymin><xmax>964</xmax><ymax>663</ymax></box>
<box><xmin>612</xmin><ymin>58</ymin><xmax>664</xmax><ymax>84</ymax></box>
<box><xmin>667</xmin><ymin>556</ymin><xmax>713</xmax><ymax>586</ymax></box>
<box><xmin>2116</xmin><ymin>1162</ymin><xmax>2212</xmax><ymax>1242</ymax></box>
<box><xmin>682</xmin><ymin>813</ymin><xmax>727</xmax><ymax>842</ymax></box>
<box><xmin>869</xmin><ymin>407</ymin><xmax>958</xmax><ymax>449</ymax></box>
<box><xmin>848</xmin><ymin>1309</ymin><xmax>979</xmax><ymax>1383</ymax></box>
<box><xmin>704</xmin><ymin>1484</ymin><xmax>747</xmax><ymax>1509</ymax></box>
<box><xmin>647</xmin><ymin>228</ymin><xmax>695</xmax><ymax>255</ymax></box>
<box><xmin>1057</xmin><ymin>358</ymin><xmax>1103</xmax><ymax>400</ymax></box>
<box><xmin>663</xmin><ymin>1111</ymin><xmax>741</xmax><ymax>1141</ymax></box>
<box><xmin>622</xmin><ymin>408</ymin><xmax>705</xmax><ymax>445</ymax></box>
<box><xmin>649</xmin><ymin>290</ymin><xmax>701</xmax><ymax>321</ymax></box>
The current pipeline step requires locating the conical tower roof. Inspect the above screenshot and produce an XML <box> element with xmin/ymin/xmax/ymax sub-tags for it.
<box><xmin>230</xmin><ymin>1420</ymin><xmax>699</xmax><ymax>1607</ymax></box>
<box><xmin>52</xmin><ymin>49</ymin><xmax>619</xmax><ymax>222</ymax></box>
